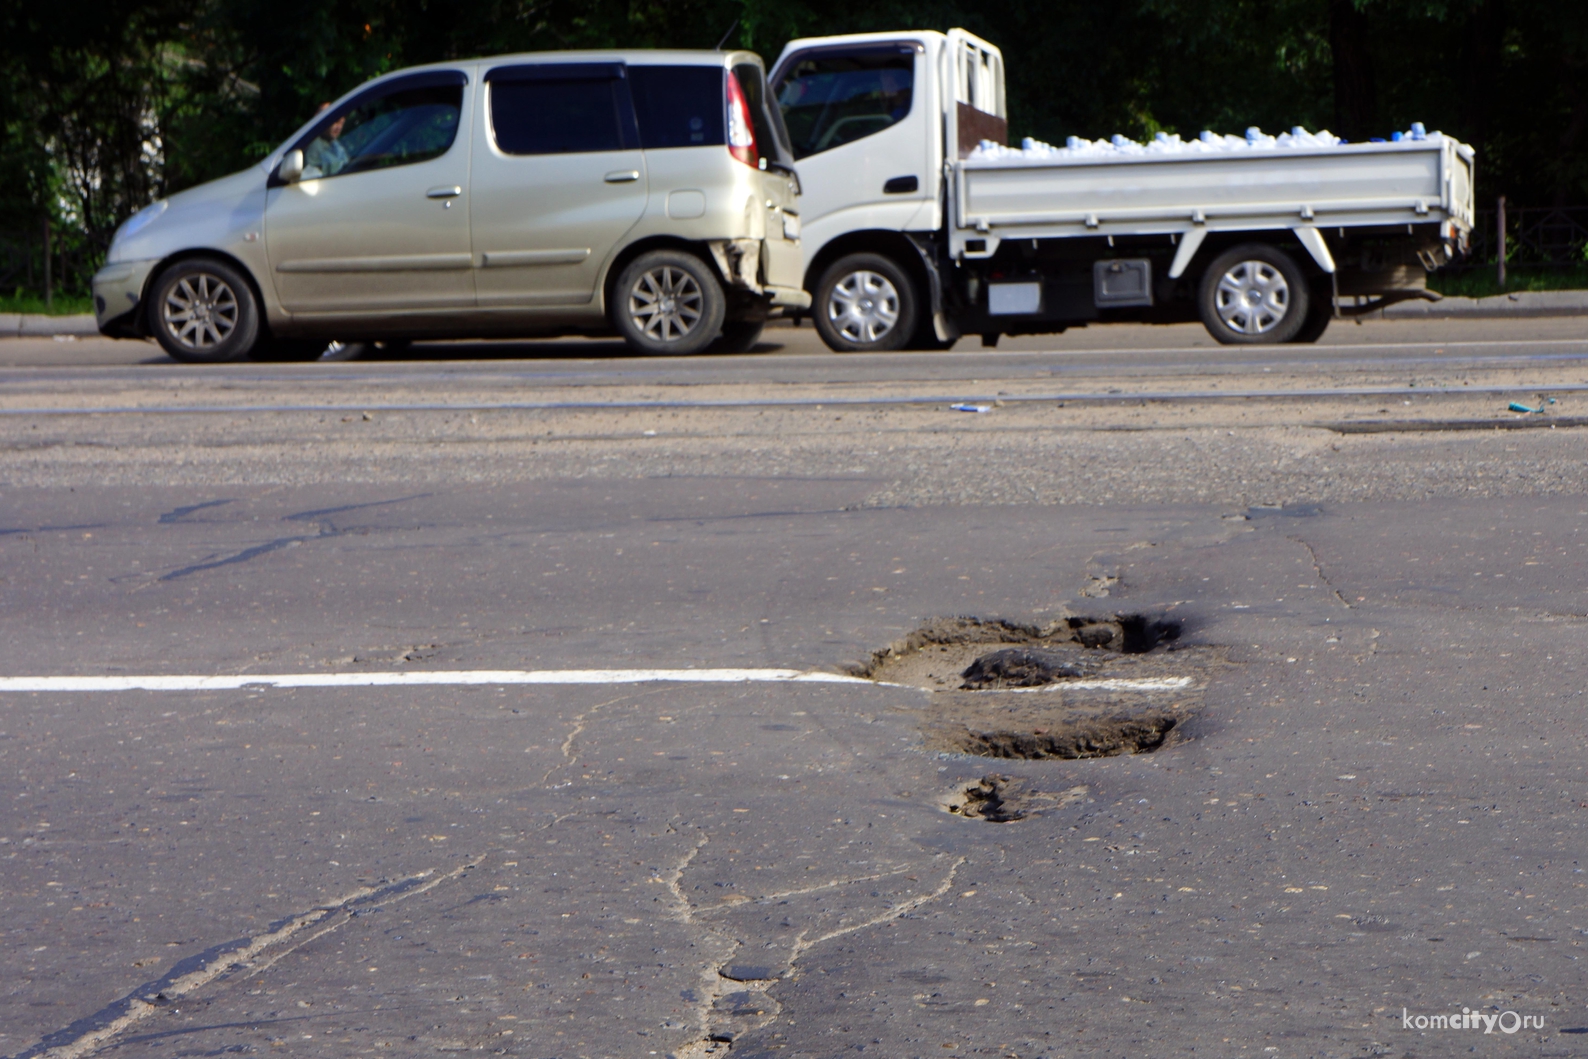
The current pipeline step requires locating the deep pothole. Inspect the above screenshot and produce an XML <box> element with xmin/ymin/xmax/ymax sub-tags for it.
<box><xmin>852</xmin><ymin>613</ymin><xmax>1212</xmax><ymax>761</ymax></box>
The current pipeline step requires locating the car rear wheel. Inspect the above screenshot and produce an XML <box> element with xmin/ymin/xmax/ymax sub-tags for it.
<box><xmin>813</xmin><ymin>253</ymin><xmax>918</xmax><ymax>353</ymax></box>
<box><xmin>147</xmin><ymin>258</ymin><xmax>260</xmax><ymax>363</ymax></box>
<box><xmin>612</xmin><ymin>251</ymin><xmax>726</xmax><ymax>356</ymax></box>
<box><xmin>1197</xmin><ymin>243</ymin><xmax>1310</xmax><ymax>345</ymax></box>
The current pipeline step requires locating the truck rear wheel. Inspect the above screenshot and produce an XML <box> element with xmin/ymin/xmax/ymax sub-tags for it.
<box><xmin>813</xmin><ymin>253</ymin><xmax>918</xmax><ymax>353</ymax></box>
<box><xmin>1197</xmin><ymin>243</ymin><xmax>1310</xmax><ymax>345</ymax></box>
<box><xmin>1289</xmin><ymin>278</ymin><xmax>1335</xmax><ymax>343</ymax></box>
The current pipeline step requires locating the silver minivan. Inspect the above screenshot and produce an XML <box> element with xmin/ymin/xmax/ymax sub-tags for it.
<box><xmin>93</xmin><ymin>50</ymin><xmax>806</xmax><ymax>362</ymax></box>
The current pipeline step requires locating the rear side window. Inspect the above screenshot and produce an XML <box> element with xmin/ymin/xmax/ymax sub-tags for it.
<box><xmin>488</xmin><ymin>65</ymin><xmax>635</xmax><ymax>155</ymax></box>
<box><xmin>775</xmin><ymin>49</ymin><xmax>914</xmax><ymax>159</ymax></box>
<box><xmin>628</xmin><ymin>66</ymin><xmax>724</xmax><ymax>149</ymax></box>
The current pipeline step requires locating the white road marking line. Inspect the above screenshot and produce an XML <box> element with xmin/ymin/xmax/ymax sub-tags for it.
<box><xmin>0</xmin><ymin>670</ymin><xmax>1193</xmax><ymax>693</ymax></box>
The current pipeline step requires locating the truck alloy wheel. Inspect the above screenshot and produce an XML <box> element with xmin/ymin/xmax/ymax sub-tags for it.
<box><xmin>1197</xmin><ymin>243</ymin><xmax>1310</xmax><ymax>345</ymax></box>
<box><xmin>814</xmin><ymin>253</ymin><xmax>918</xmax><ymax>352</ymax></box>
<box><xmin>612</xmin><ymin>250</ymin><xmax>726</xmax><ymax>355</ymax></box>
<box><xmin>147</xmin><ymin>258</ymin><xmax>261</xmax><ymax>363</ymax></box>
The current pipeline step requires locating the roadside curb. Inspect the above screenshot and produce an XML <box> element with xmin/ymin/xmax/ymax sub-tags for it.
<box><xmin>2</xmin><ymin>313</ymin><xmax>100</xmax><ymax>338</ymax></box>
<box><xmin>1382</xmin><ymin>290</ymin><xmax>1588</xmax><ymax>319</ymax></box>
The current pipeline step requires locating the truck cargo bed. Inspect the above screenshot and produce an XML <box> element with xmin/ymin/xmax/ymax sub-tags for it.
<box><xmin>951</xmin><ymin>136</ymin><xmax>1475</xmax><ymax>258</ymax></box>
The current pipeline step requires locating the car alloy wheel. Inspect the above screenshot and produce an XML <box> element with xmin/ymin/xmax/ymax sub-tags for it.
<box><xmin>162</xmin><ymin>273</ymin><xmax>239</xmax><ymax>352</ymax></box>
<box><xmin>628</xmin><ymin>265</ymin><xmax>705</xmax><ymax>343</ymax></box>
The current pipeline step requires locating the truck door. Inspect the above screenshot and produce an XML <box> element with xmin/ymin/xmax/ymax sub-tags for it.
<box><xmin>771</xmin><ymin>42</ymin><xmax>933</xmax><ymax>259</ymax></box>
<box><xmin>470</xmin><ymin>63</ymin><xmax>649</xmax><ymax>308</ymax></box>
<box><xmin>264</xmin><ymin>70</ymin><xmax>475</xmax><ymax>314</ymax></box>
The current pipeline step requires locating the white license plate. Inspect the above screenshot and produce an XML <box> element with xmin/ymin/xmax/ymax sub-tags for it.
<box><xmin>988</xmin><ymin>282</ymin><xmax>1041</xmax><ymax>315</ymax></box>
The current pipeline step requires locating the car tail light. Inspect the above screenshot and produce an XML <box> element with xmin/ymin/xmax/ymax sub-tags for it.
<box><xmin>725</xmin><ymin>70</ymin><xmax>758</xmax><ymax>168</ymax></box>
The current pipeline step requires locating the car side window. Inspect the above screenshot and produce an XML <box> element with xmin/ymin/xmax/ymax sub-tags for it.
<box><xmin>488</xmin><ymin>65</ymin><xmax>635</xmax><ymax>155</ymax></box>
<box><xmin>299</xmin><ymin>80</ymin><xmax>463</xmax><ymax>180</ymax></box>
<box><xmin>775</xmin><ymin>50</ymin><xmax>914</xmax><ymax>159</ymax></box>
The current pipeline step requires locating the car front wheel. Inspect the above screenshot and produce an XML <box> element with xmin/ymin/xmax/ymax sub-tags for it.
<box><xmin>147</xmin><ymin>258</ymin><xmax>261</xmax><ymax>363</ymax></box>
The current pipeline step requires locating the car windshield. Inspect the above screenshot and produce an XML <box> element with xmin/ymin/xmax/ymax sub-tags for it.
<box><xmin>776</xmin><ymin>52</ymin><xmax>913</xmax><ymax>159</ymax></box>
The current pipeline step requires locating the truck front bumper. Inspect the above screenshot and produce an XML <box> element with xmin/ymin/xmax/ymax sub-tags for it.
<box><xmin>92</xmin><ymin>258</ymin><xmax>160</xmax><ymax>337</ymax></box>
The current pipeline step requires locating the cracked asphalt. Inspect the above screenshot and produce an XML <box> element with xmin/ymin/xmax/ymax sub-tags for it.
<box><xmin>4</xmin><ymin>318</ymin><xmax>1588</xmax><ymax>1059</ymax></box>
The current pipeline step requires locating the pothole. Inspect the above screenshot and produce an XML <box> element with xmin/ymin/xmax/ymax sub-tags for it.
<box><xmin>850</xmin><ymin>614</ymin><xmax>1182</xmax><ymax>691</ymax></box>
<box><xmin>937</xmin><ymin>775</ymin><xmax>1090</xmax><ymax>822</ymax></box>
<box><xmin>853</xmin><ymin>613</ymin><xmax>1214</xmax><ymax>761</ymax></box>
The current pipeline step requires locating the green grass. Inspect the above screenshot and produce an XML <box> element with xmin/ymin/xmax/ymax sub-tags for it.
<box><xmin>0</xmin><ymin>292</ymin><xmax>96</xmax><ymax>316</ymax></box>
<box><xmin>1430</xmin><ymin>267</ymin><xmax>1588</xmax><ymax>299</ymax></box>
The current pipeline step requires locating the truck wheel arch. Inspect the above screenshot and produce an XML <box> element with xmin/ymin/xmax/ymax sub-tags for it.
<box><xmin>801</xmin><ymin>230</ymin><xmax>932</xmax><ymax>305</ymax></box>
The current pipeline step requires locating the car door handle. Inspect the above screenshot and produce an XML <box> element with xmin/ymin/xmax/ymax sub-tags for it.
<box><xmin>883</xmin><ymin>175</ymin><xmax>919</xmax><ymax>194</ymax></box>
<box><xmin>604</xmin><ymin>170</ymin><xmax>641</xmax><ymax>183</ymax></box>
<box><xmin>426</xmin><ymin>185</ymin><xmax>462</xmax><ymax>199</ymax></box>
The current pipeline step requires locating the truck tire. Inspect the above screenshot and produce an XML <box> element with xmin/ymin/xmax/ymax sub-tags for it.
<box><xmin>147</xmin><ymin>257</ymin><xmax>261</xmax><ymax>363</ymax></box>
<box><xmin>1197</xmin><ymin>243</ymin><xmax>1310</xmax><ymax>345</ymax></box>
<box><xmin>612</xmin><ymin>250</ymin><xmax>726</xmax><ymax>356</ymax></box>
<box><xmin>1289</xmin><ymin>278</ymin><xmax>1334</xmax><ymax>343</ymax></box>
<box><xmin>813</xmin><ymin>253</ymin><xmax>918</xmax><ymax>352</ymax></box>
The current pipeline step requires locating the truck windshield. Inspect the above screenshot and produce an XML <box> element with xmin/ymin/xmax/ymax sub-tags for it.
<box><xmin>775</xmin><ymin>50</ymin><xmax>913</xmax><ymax>159</ymax></box>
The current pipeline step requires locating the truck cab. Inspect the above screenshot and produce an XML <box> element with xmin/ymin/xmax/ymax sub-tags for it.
<box><xmin>771</xmin><ymin>30</ymin><xmax>1001</xmax><ymax>350</ymax></box>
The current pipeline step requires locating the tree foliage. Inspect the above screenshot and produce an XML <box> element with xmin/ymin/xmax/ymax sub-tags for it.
<box><xmin>3</xmin><ymin>0</ymin><xmax>1586</xmax><ymax>294</ymax></box>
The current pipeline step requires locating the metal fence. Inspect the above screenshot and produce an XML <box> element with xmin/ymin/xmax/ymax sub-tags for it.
<box><xmin>1456</xmin><ymin>205</ymin><xmax>1588</xmax><ymax>272</ymax></box>
<box><xmin>0</xmin><ymin>228</ymin><xmax>99</xmax><ymax>301</ymax></box>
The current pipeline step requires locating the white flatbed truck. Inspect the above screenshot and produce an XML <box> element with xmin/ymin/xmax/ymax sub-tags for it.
<box><xmin>770</xmin><ymin>28</ymin><xmax>1476</xmax><ymax>349</ymax></box>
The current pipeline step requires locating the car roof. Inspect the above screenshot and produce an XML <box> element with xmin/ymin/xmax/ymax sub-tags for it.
<box><xmin>468</xmin><ymin>49</ymin><xmax>760</xmax><ymax>69</ymax></box>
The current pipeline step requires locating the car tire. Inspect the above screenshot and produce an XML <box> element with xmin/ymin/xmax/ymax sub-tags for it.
<box><xmin>709</xmin><ymin>319</ymin><xmax>765</xmax><ymax>354</ymax></box>
<box><xmin>1197</xmin><ymin>243</ymin><xmax>1310</xmax><ymax>345</ymax></box>
<box><xmin>813</xmin><ymin>253</ymin><xmax>918</xmax><ymax>352</ymax></box>
<box><xmin>612</xmin><ymin>250</ymin><xmax>726</xmax><ymax>356</ymax></box>
<box><xmin>147</xmin><ymin>258</ymin><xmax>261</xmax><ymax>363</ymax></box>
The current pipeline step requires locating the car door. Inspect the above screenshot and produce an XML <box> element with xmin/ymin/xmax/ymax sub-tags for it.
<box><xmin>772</xmin><ymin>43</ymin><xmax>933</xmax><ymax>251</ymax></box>
<box><xmin>470</xmin><ymin>62</ymin><xmax>649</xmax><ymax>308</ymax></box>
<box><xmin>263</xmin><ymin>69</ymin><xmax>475</xmax><ymax>315</ymax></box>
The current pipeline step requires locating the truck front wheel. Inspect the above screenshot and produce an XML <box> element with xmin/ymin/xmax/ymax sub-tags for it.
<box><xmin>813</xmin><ymin>253</ymin><xmax>919</xmax><ymax>353</ymax></box>
<box><xmin>1197</xmin><ymin>243</ymin><xmax>1310</xmax><ymax>345</ymax></box>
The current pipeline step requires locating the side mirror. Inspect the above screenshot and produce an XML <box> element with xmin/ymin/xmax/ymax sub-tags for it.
<box><xmin>277</xmin><ymin>149</ymin><xmax>304</xmax><ymax>184</ymax></box>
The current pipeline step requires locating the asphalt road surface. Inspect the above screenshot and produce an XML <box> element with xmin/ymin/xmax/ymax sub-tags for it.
<box><xmin>4</xmin><ymin>317</ymin><xmax>1588</xmax><ymax>1059</ymax></box>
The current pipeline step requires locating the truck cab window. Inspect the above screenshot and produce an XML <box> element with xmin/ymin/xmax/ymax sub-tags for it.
<box><xmin>299</xmin><ymin>83</ymin><xmax>462</xmax><ymax>180</ymax></box>
<box><xmin>489</xmin><ymin>74</ymin><xmax>629</xmax><ymax>155</ymax></box>
<box><xmin>775</xmin><ymin>51</ymin><xmax>913</xmax><ymax>159</ymax></box>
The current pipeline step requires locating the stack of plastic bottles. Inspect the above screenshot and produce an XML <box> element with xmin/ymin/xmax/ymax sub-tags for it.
<box><xmin>969</xmin><ymin>122</ymin><xmax>1432</xmax><ymax>162</ymax></box>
